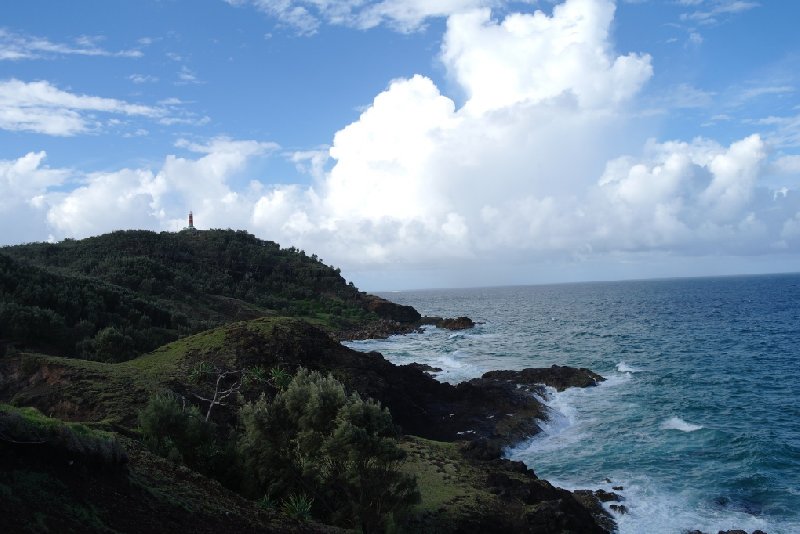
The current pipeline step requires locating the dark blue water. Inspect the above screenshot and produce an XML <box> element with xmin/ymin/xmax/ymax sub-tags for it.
<box><xmin>346</xmin><ymin>274</ymin><xmax>800</xmax><ymax>533</ymax></box>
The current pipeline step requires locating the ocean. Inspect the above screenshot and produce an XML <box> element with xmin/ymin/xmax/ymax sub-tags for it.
<box><xmin>344</xmin><ymin>274</ymin><xmax>800</xmax><ymax>534</ymax></box>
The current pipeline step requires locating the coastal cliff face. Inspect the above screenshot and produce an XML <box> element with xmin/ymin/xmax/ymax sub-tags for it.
<box><xmin>0</xmin><ymin>317</ymin><xmax>611</xmax><ymax>533</ymax></box>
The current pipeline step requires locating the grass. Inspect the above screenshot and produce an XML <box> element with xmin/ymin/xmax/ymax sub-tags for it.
<box><xmin>399</xmin><ymin>436</ymin><xmax>491</xmax><ymax>517</ymax></box>
<box><xmin>3</xmin><ymin>317</ymin><xmax>320</xmax><ymax>428</ymax></box>
<box><xmin>0</xmin><ymin>403</ymin><xmax>127</xmax><ymax>467</ymax></box>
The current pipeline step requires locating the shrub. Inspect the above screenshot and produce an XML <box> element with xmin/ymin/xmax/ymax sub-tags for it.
<box><xmin>281</xmin><ymin>492</ymin><xmax>314</xmax><ymax>521</ymax></box>
<box><xmin>138</xmin><ymin>392</ymin><xmax>217</xmax><ymax>472</ymax></box>
<box><xmin>239</xmin><ymin>368</ymin><xmax>419</xmax><ymax>532</ymax></box>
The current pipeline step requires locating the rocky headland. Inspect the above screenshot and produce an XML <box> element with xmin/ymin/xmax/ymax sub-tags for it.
<box><xmin>1</xmin><ymin>315</ymin><xmax>617</xmax><ymax>532</ymax></box>
<box><xmin>0</xmin><ymin>230</ymin><xmax>623</xmax><ymax>532</ymax></box>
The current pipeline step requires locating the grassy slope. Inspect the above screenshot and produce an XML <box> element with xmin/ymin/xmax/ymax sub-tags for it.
<box><xmin>2</xmin><ymin>317</ymin><xmax>321</xmax><ymax>424</ymax></box>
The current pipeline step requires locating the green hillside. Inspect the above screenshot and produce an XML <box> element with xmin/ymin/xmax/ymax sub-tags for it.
<box><xmin>0</xmin><ymin>229</ymin><xmax>416</xmax><ymax>361</ymax></box>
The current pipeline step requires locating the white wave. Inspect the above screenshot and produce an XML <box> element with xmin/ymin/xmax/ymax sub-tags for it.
<box><xmin>612</xmin><ymin>475</ymin><xmax>780</xmax><ymax>534</ymax></box>
<box><xmin>661</xmin><ymin>416</ymin><xmax>703</xmax><ymax>432</ymax></box>
<box><xmin>616</xmin><ymin>361</ymin><xmax>644</xmax><ymax>373</ymax></box>
<box><xmin>599</xmin><ymin>371</ymin><xmax>632</xmax><ymax>388</ymax></box>
<box><xmin>507</xmin><ymin>386</ymin><xmax>585</xmax><ymax>456</ymax></box>
<box><xmin>430</xmin><ymin>353</ymin><xmax>485</xmax><ymax>384</ymax></box>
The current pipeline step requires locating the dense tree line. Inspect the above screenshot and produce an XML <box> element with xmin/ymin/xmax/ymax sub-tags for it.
<box><xmin>0</xmin><ymin>229</ymin><xmax>374</xmax><ymax>360</ymax></box>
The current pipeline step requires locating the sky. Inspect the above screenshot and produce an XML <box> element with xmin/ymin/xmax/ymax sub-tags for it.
<box><xmin>2</xmin><ymin>0</ymin><xmax>800</xmax><ymax>290</ymax></box>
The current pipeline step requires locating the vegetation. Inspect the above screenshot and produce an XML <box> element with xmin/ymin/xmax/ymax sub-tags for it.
<box><xmin>135</xmin><ymin>368</ymin><xmax>419</xmax><ymax>531</ymax></box>
<box><xmin>1</xmin><ymin>229</ymin><xmax>379</xmax><ymax>360</ymax></box>
<box><xmin>239</xmin><ymin>369</ymin><xmax>419</xmax><ymax>531</ymax></box>
<box><xmin>0</xmin><ymin>230</ymin><xmax>609</xmax><ymax>532</ymax></box>
<box><xmin>0</xmin><ymin>404</ymin><xmax>127</xmax><ymax>468</ymax></box>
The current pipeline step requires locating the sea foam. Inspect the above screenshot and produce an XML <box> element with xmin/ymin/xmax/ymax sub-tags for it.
<box><xmin>616</xmin><ymin>361</ymin><xmax>643</xmax><ymax>373</ymax></box>
<box><xmin>661</xmin><ymin>416</ymin><xmax>703</xmax><ymax>432</ymax></box>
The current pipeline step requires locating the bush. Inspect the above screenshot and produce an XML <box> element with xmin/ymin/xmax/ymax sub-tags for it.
<box><xmin>138</xmin><ymin>393</ymin><xmax>218</xmax><ymax>472</ymax></box>
<box><xmin>239</xmin><ymin>368</ymin><xmax>419</xmax><ymax>532</ymax></box>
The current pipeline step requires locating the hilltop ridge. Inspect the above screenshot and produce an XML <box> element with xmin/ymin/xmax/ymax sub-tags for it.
<box><xmin>0</xmin><ymin>229</ymin><xmax>417</xmax><ymax>360</ymax></box>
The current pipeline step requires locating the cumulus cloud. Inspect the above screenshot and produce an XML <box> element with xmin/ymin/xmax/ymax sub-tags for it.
<box><xmin>0</xmin><ymin>151</ymin><xmax>68</xmax><ymax>209</ymax></box>
<box><xmin>0</xmin><ymin>79</ymin><xmax>160</xmax><ymax>136</ymax></box>
<box><xmin>9</xmin><ymin>0</ymin><xmax>800</xmax><ymax>286</ymax></box>
<box><xmin>442</xmin><ymin>2</ymin><xmax>651</xmax><ymax>113</ymax></box>
<box><xmin>44</xmin><ymin>138</ymin><xmax>278</xmax><ymax>238</ymax></box>
<box><xmin>0</xmin><ymin>152</ymin><xmax>70</xmax><ymax>243</ymax></box>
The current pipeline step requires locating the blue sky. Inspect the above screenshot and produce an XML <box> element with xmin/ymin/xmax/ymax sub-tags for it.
<box><xmin>2</xmin><ymin>0</ymin><xmax>800</xmax><ymax>290</ymax></box>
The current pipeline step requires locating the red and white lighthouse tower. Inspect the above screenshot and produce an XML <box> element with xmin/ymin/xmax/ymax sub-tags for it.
<box><xmin>188</xmin><ymin>211</ymin><xmax>194</xmax><ymax>229</ymax></box>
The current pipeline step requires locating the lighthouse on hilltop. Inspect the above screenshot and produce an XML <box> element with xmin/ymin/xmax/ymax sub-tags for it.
<box><xmin>182</xmin><ymin>211</ymin><xmax>198</xmax><ymax>233</ymax></box>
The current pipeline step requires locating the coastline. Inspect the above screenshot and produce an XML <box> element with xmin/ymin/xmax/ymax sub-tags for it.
<box><xmin>348</xmin><ymin>282</ymin><xmax>792</xmax><ymax>534</ymax></box>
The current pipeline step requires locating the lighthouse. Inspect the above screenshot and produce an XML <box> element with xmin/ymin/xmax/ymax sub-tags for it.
<box><xmin>182</xmin><ymin>211</ymin><xmax>197</xmax><ymax>233</ymax></box>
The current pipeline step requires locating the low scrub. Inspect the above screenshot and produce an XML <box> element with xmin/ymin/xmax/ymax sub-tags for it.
<box><xmin>0</xmin><ymin>404</ymin><xmax>127</xmax><ymax>468</ymax></box>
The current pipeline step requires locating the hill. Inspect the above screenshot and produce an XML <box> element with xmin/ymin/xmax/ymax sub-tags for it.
<box><xmin>0</xmin><ymin>229</ymin><xmax>418</xmax><ymax>360</ymax></box>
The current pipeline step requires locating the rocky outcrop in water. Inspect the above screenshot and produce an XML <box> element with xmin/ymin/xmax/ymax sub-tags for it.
<box><xmin>480</xmin><ymin>364</ymin><xmax>606</xmax><ymax>392</ymax></box>
<box><xmin>421</xmin><ymin>316</ymin><xmax>477</xmax><ymax>330</ymax></box>
<box><xmin>362</xmin><ymin>295</ymin><xmax>421</xmax><ymax>323</ymax></box>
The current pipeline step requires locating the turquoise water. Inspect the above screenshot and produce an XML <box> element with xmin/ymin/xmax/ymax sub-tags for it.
<box><xmin>345</xmin><ymin>274</ymin><xmax>800</xmax><ymax>533</ymax></box>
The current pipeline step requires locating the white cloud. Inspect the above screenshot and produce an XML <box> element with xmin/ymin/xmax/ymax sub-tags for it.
<box><xmin>441</xmin><ymin>2</ymin><xmax>652</xmax><ymax>113</ymax></box>
<box><xmin>0</xmin><ymin>151</ymin><xmax>68</xmax><ymax>209</ymax></box>
<box><xmin>7</xmin><ymin>0</ymin><xmax>800</xmax><ymax>286</ymax></box>
<box><xmin>129</xmin><ymin>73</ymin><xmax>159</xmax><ymax>84</ymax></box>
<box><xmin>750</xmin><ymin>113</ymin><xmax>800</xmax><ymax>148</ymax></box>
<box><xmin>0</xmin><ymin>79</ymin><xmax>160</xmax><ymax>136</ymax></box>
<box><xmin>598</xmin><ymin>135</ymin><xmax>770</xmax><ymax>249</ymax></box>
<box><xmin>654</xmin><ymin>83</ymin><xmax>715</xmax><ymax>109</ymax></box>
<box><xmin>224</xmin><ymin>0</ymin><xmax>504</xmax><ymax>34</ymax></box>
<box><xmin>43</xmin><ymin>138</ymin><xmax>278</xmax><ymax>238</ymax></box>
<box><xmin>773</xmin><ymin>155</ymin><xmax>800</xmax><ymax>175</ymax></box>
<box><xmin>176</xmin><ymin>66</ymin><xmax>202</xmax><ymax>85</ymax></box>
<box><xmin>680</xmin><ymin>1</ymin><xmax>760</xmax><ymax>25</ymax></box>
<box><xmin>0</xmin><ymin>28</ymin><xmax>142</xmax><ymax>60</ymax></box>
<box><xmin>731</xmin><ymin>84</ymin><xmax>794</xmax><ymax>108</ymax></box>
<box><xmin>0</xmin><ymin>152</ymin><xmax>71</xmax><ymax>243</ymax></box>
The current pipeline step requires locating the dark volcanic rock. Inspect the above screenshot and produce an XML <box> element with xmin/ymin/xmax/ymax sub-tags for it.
<box><xmin>594</xmin><ymin>489</ymin><xmax>622</xmax><ymax>503</ymax></box>
<box><xmin>474</xmin><ymin>465</ymin><xmax>610</xmax><ymax>533</ymax></box>
<box><xmin>337</xmin><ymin>319</ymin><xmax>421</xmax><ymax>340</ymax></box>
<box><xmin>572</xmin><ymin>490</ymin><xmax>617</xmax><ymax>532</ymax></box>
<box><xmin>480</xmin><ymin>364</ymin><xmax>606</xmax><ymax>391</ymax></box>
<box><xmin>609</xmin><ymin>504</ymin><xmax>628</xmax><ymax>514</ymax></box>
<box><xmin>405</xmin><ymin>362</ymin><xmax>443</xmax><ymax>375</ymax></box>
<box><xmin>437</xmin><ymin>316</ymin><xmax>476</xmax><ymax>330</ymax></box>
<box><xmin>362</xmin><ymin>295</ymin><xmax>421</xmax><ymax>323</ymax></box>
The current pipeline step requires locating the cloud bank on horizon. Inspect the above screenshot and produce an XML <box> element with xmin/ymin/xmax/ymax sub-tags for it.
<box><xmin>2</xmin><ymin>0</ymin><xmax>800</xmax><ymax>288</ymax></box>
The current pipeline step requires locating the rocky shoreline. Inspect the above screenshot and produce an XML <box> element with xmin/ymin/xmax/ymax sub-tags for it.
<box><xmin>353</xmin><ymin>314</ymin><xmax>770</xmax><ymax>534</ymax></box>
